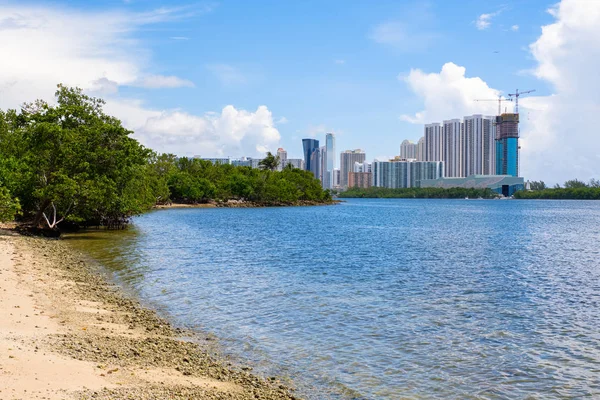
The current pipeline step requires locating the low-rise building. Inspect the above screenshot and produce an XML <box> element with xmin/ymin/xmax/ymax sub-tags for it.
<box><xmin>348</xmin><ymin>172</ymin><xmax>372</xmax><ymax>189</ymax></box>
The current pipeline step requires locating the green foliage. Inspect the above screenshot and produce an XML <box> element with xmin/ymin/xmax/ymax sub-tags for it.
<box><xmin>529</xmin><ymin>180</ymin><xmax>547</xmax><ymax>191</ymax></box>
<box><xmin>0</xmin><ymin>85</ymin><xmax>332</xmax><ymax>229</ymax></box>
<box><xmin>514</xmin><ymin>187</ymin><xmax>600</xmax><ymax>199</ymax></box>
<box><xmin>564</xmin><ymin>179</ymin><xmax>588</xmax><ymax>189</ymax></box>
<box><xmin>338</xmin><ymin>187</ymin><xmax>498</xmax><ymax>199</ymax></box>
<box><xmin>258</xmin><ymin>152</ymin><xmax>280</xmax><ymax>171</ymax></box>
<box><xmin>0</xmin><ymin>187</ymin><xmax>20</xmax><ymax>222</ymax></box>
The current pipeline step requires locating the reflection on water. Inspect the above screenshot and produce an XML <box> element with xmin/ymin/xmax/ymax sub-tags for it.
<box><xmin>66</xmin><ymin>200</ymin><xmax>600</xmax><ymax>399</ymax></box>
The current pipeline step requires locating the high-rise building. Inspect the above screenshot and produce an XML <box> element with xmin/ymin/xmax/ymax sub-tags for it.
<box><xmin>353</xmin><ymin>161</ymin><xmax>372</xmax><ymax>173</ymax></box>
<box><xmin>443</xmin><ymin>119</ymin><xmax>464</xmax><ymax>177</ymax></box>
<box><xmin>340</xmin><ymin>149</ymin><xmax>366</xmax><ymax>188</ymax></box>
<box><xmin>373</xmin><ymin>158</ymin><xmax>444</xmax><ymax>188</ymax></box>
<box><xmin>463</xmin><ymin>115</ymin><xmax>496</xmax><ymax>176</ymax></box>
<box><xmin>322</xmin><ymin>133</ymin><xmax>336</xmax><ymax>189</ymax></box>
<box><xmin>333</xmin><ymin>169</ymin><xmax>341</xmax><ymax>188</ymax></box>
<box><xmin>417</xmin><ymin>137</ymin><xmax>425</xmax><ymax>161</ymax></box>
<box><xmin>425</xmin><ymin>123</ymin><xmax>444</xmax><ymax>162</ymax></box>
<box><xmin>282</xmin><ymin>158</ymin><xmax>305</xmax><ymax>170</ymax></box>
<box><xmin>495</xmin><ymin>113</ymin><xmax>519</xmax><ymax>177</ymax></box>
<box><xmin>400</xmin><ymin>140</ymin><xmax>417</xmax><ymax>159</ymax></box>
<box><xmin>348</xmin><ymin>172</ymin><xmax>372</xmax><ymax>189</ymax></box>
<box><xmin>319</xmin><ymin>145</ymin><xmax>326</xmax><ymax>185</ymax></box>
<box><xmin>276</xmin><ymin>148</ymin><xmax>287</xmax><ymax>171</ymax></box>
<box><xmin>302</xmin><ymin>139</ymin><xmax>320</xmax><ymax>179</ymax></box>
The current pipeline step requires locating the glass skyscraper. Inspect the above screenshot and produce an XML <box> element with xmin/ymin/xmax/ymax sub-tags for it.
<box><xmin>302</xmin><ymin>138</ymin><xmax>320</xmax><ymax>179</ymax></box>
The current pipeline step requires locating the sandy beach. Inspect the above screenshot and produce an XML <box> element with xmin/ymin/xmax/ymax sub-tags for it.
<box><xmin>0</xmin><ymin>228</ymin><xmax>298</xmax><ymax>400</ymax></box>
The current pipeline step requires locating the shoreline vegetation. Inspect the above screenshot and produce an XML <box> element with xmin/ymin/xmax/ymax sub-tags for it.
<box><xmin>0</xmin><ymin>85</ymin><xmax>333</xmax><ymax>234</ymax></box>
<box><xmin>0</xmin><ymin>226</ymin><xmax>301</xmax><ymax>400</ymax></box>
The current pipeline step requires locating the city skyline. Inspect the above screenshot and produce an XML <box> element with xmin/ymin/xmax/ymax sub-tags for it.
<box><xmin>0</xmin><ymin>0</ymin><xmax>598</xmax><ymax>184</ymax></box>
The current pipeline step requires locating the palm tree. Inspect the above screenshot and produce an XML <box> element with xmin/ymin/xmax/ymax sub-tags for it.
<box><xmin>258</xmin><ymin>152</ymin><xmax>280</xmax><ymax>171</ymax></box>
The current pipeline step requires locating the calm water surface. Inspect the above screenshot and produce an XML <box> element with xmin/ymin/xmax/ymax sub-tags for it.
<box><xmin>66</xmin><ymin>199</ymin><xmax>600</xmax><ymax>399</ymax></box>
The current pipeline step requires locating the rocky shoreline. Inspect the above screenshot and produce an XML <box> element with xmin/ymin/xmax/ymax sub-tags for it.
<box><xmin>0</xmin><ymin>229</ymin><xmax>300</xmax><ymax>399</ymax></box>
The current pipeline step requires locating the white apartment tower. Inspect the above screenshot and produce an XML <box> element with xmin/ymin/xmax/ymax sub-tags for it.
<box><xmin>443</xmin><ymin>119</ymin><xmax>464</xmax><ymax>178</ymax></box>
<box><xmin>276</xmin><ymin>148</ymin><xmax>287</xmax><ymax>171</ymax></box>
<box><xmin>424</xmin><ymin>123</ymin><xmax>444</xmax><ymax>162</ymax></box>
<box><xmin>340</xmin><ymin>149</ymin><xmax>366</xmax><ymax>188</ymax></box>
<box><xmin>400</xmin><ymin>140</ymin><xmax>417</xmax><ymax>160</ymax></box>
<box><xmin>416</xmin><ymin>137</ymin><xmax>425</xmax><ymax>161</ymax></box>
<box><xmin>463</xmin><ymin>115</ymin><xmax>496</xmax><ymax>176</ymax></box>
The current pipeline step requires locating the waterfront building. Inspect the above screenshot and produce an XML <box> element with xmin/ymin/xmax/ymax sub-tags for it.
<box><xmin>340</xmin><ymin>149</ymin><xmax>366</xmax><ymax>188</ymax></box>
<box><xmin>353</xmin><ymin>161</ymin><xmax>372</xmax><ymax>173</ymax></box>
<box><xmin>196</xmin><ymin>157</ymin><xmax>231</xmax><ymax>165</ymax></box>
<box><xmin>276</xmin><ymin>148</ymin><xmax>287</xmax><ymax>171</ymax></box>
<box><xmin>319</xmin><ymin>145</ymin><xmax>327</xmax><ymax>185</ymax></box>
<box><xmin>373</xmin><ymin>158</ymin><xmax>444</xmax><ymax>188</ymax></box>
<box><xmin>302</xmin><ymin>139</ymin><xmax>320</xmax><ymax>179</ymax></box>
<box><xmin>495</xmin><ymin>113</ymin><xmax>519</xmax><ymax>177</ymax></box>
<box><xmin>400</xmin><ymin>140</ymin><xmax>417</xmax><ymax>160</ymax></box>
<box><xmin>417</xmin><ymin>137</ymin><xmax>425</xmax><ymax>161</ymax></box>
<box><xmin>424</xmin><ymin>123</ymin><xmax>444</xmax><ymax>162</ymax></box>
<box><xmin>464</xmin><ymin>115</ymin><xmax>496</xmax><ymax>176</ymax></box>
<box><xmin>282</xmin><ymin>158</ymin><xmax>305</xmax><ymax>170</ymax></box>
<box><xmin>348</xmin><ymin>172</ymin><xmax>373</xmax><ymax>189</ymax></box>
<box><xmin>322</xmin><ymin>133</ymin><xmax>336</xmax><ymax>189</ymax></box>
<box><xmin>333</xmin><ymin>169</ymin><xmax>341</xmax><ymax>188</ymax></box>
<box><xmin>420</xmin><ymin>175</ymin><xmax>524</xmax><ymax>196</ymax></box>
<box><xmin>443</xmin><ymin>119</ymin><xmax>464</xmax><ymax>177</ymax></box>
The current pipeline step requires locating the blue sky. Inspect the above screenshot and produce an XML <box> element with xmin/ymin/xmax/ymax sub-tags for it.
<box><xmin>1</xmin><ymin>0</ymin><xmax>598</xmax><ymax>182</ymax></box>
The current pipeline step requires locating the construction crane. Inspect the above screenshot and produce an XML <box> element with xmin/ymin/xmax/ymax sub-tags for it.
<box><xmin>508</xmin><ymin>89</ymin><xmax>535</xmax><ymax>114</ymax></box>
<box><xmin>474</xmin><ymin>95</ymin><xmax>513</xmax><ymax>115</ymax></box>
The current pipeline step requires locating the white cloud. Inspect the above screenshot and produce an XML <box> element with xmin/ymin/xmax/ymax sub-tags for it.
<box><xmin>276</xmin><ymin>116</ymin><xmax>289</xmax><ymax>124</ymax></box>
<box><xmin>136</xmin><ymin>75</ymin><xmax>195</xmax><ymax>89</ymax></box>
<box><xmin>0</xmin><ymin>4</ymin><xmax>196</xmax><ymax>110</ymax></box>
<box><xmin>519</xmin><ymin>0</ymin><xmax>600</xmax><ymax>183</ymax></box>
<box><xmin>399</xmin><ymin>62</ymin><xmax>501</xmax><ymax>124</ymax></box>
<box><xmin>0</xmin><ymin>3</ymin><xmax>280</xmax><ymax>158</ymax></box>
<box><xmin>511</xmin><ymin>24</ymin><xmax>519</xmax><ymax>32</ymax></box>
<box><xmin>334</xmin><ymin>59</ymin><xmax>346</xmax><ymax>65</ymax></box>
<box><xmin>206</xmin><ymin>64</ymin><xmax>247</xmax><ymax>86</ymax></box>
<box><xmin>170</xmin><ymin>36</ymin><xmax>189</xmax><ymax>40</ymax></box>
<box><xmin>104</xmin><ymin>100</ymin><xmax>281</xmax><ymax>158</ymax></box>
<box><xmin>475</xmin><ymin>10</ymin><xmax>503</xmax><ymax>30</ymax></box>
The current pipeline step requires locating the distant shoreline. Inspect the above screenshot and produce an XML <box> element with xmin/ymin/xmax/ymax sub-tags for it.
<box><xmin>154</xmin><ymin>200</ymin><xmax>341</xmax><ymax>210</ymax></box>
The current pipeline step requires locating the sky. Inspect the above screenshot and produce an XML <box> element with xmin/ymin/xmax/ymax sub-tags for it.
<box><xmin>0</xmin><ymin>0</ymin><xmax>598</xmax><ymax>184</ymax></box>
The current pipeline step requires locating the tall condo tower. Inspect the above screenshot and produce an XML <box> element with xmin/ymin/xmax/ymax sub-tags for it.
<box><xmin>323</xmin><ymin>133</ymin><xmax>336</xmax><ymax>189</ymax></box>
<box><xmin>495</xmin><ymin>113</ymin><xmax>519</xmax><ymax>176</ymax></box>
<box><xmin>443</xmin><ymin>119</ymin><xmax>464</xmax><ymax>178</ymax></box>
<box><xmin>463</xmin><ymin>115</ymin><xmax>496</xmax><ymax>176</ymax></box>
<box><xmin>400</xmin><ymin>140</ymin><xmax>417</xmax><ymax>159</ymax></box>
<box><xmin>340</xmin><ymin>149</ymin><xmax>366</xmax><ymax>188</ymax></box>
<box><xmin>424</xmin><ymin>123</ymin><xmax>444</xmax><ymax>162</ymax></box>
<box><xmin>302</xmin><ymin>139</ymin><xmax>320</xmax><ymax>179</ymax></box>
<box><xmin>276</xmin><ymin>147</ymin><xmax>287</xmax><ymax>171</ymax></box>
<box><xmin>416</xmin><ymin>137</ymin><xmax>425</xmax><ymax>161</ymax></box>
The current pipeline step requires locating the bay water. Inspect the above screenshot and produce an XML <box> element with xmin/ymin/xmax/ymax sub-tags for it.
<box><xmin>65</xmin><ymin>199</ymin><xmax>600</xmax><ymax>399</ymax></box>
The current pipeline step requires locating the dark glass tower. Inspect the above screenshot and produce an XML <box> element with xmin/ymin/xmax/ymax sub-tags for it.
<box><xmin>302</xmin><ymin>139</ymin><xmax>320</xmax><ymax>178</ymax></box>
<box><xmin>495</xmin><ymin>113</ymin><xmax>519</xmax><ymax>177</ymax></box>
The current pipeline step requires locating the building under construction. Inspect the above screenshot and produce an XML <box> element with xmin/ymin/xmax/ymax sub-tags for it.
<box><xmin>495</xmin><ymin>113</ymin><xmax>519</xmax><ymax>177</ymax></box>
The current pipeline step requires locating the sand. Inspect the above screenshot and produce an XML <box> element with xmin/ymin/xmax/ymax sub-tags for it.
<box><xmin>0</xmin><ymin>229</ymin><xmax>299</xmax><ymax>400</ymax></box>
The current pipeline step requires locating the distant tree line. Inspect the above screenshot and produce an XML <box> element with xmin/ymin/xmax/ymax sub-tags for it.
<box><xmin>338</xmin><ymin>187</ymin><xmax>498</xmax><ymax>199</ymax></box>
<box><xmin>515</xmin><ymin>179</ymin><xmax>600</xmax><ymax>199</ymax></box>
<box><xmin>0</xmin><ymin>85</ymin><xmax>332</xmax><ymax>230</ymax></box>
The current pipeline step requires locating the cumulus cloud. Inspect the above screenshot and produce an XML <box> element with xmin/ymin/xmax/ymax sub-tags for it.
<box><xmin>475</xmin><ymin>9</ymin><xmax>505</xmax><ymax>30</ymax></box>
<box><xmin>399</xmin><ymin>62</ymin><xmax>501</xmax><ymax>124</ymax></box>
<box><xmin>519</xmin><ymin>0</ymin><xmax>600</xmax><ymax>183</ymax></box>
<box><xmin>103</xmin><ymin>101</ymin><xmax>281</xmax><ymax>157</ymax></box>
<box><xmin>511</xmin><ymin>24</ymin><xmax>519</xmax><ymax>32</ymax></box>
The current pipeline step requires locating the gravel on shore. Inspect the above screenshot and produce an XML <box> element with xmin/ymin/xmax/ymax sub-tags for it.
<box><xmin>3</xmin><ymin>230</ymin><xmax>300</xmax><ymax>400</ymax></box>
